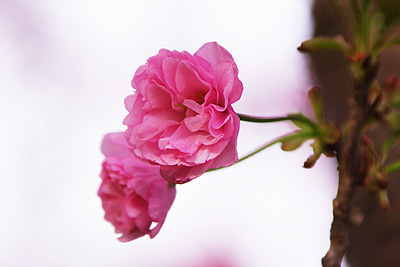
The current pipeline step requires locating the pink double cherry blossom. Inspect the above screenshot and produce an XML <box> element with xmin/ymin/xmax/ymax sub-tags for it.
<box><xmin>98</xmin><ymin>132</ymin><xmax>176</xmax><ymax>242</ymax></box>
<box><xmin>99</xmin><ymin>42</ymin><xmax>242</xmax><ymax>241</ymax></box>
<box><xmin>124</xmin><ymin>42</ymin><xmax>243</xmax><ymax>184</ymax></box>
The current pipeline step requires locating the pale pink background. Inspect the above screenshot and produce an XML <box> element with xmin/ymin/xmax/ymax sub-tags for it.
<box><xmin>0</xmin><ymin>0</ymin><xmax>347</xmax><ymax>266</ymax></box>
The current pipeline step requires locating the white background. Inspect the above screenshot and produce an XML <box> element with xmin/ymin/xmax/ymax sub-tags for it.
<box><xmin>0</xmin><ymin>0</ymin><xmax>346</xmax><ymax>266</ymax></box>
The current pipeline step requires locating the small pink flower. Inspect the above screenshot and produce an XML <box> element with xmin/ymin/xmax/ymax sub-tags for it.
<box><xmin>124</xmin><ymin>42</ymin><xmax>243</xmax><ymax>184</ymax></box>
<box><xmin>98</xmin><ymin>132</ymin><xmax>176</xmax><ymax>242</ymax></box>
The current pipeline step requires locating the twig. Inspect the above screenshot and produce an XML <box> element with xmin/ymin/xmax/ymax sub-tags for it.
<box><xmin>322</xmin><ymin>58</ymin><xmax>379</xmax><ymax>267</ymax></box>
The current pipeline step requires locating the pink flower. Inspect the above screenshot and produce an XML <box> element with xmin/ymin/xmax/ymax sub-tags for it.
<box><xmin>124</xmin><ymin>42</ymin><xmax>243</xmax><ymax>184</ymax></box>
<box><xmin>98</xmin><ymin>132</ymin><xmax>176</xmax><ymax>242</ymax></box>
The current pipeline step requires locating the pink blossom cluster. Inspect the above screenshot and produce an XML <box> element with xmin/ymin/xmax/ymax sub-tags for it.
<box><xmin>98</xmin><ymin>42</ymin><xmax>242</xmax><ymax>241</ymax></box>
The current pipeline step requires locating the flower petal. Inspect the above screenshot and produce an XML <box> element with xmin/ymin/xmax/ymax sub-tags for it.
<box><xmin>194</xmin><ymin>42</ymin><xmax>235</xmax><ymax>68</ymax></box>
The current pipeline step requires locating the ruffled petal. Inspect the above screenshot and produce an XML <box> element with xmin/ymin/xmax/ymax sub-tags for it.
<box><xmin>124</xmin><ymin>42</ymin><xmax>242</xmax><ymax>184</ymax></box>
<box><xmin>160</xmin><ymin>161</ymin><xmax>214</xmax><ymax>184</ymax></box>
<box><xmin>194</xmin><ymin>42</ymin><xmax>235</xmax><ymax>68</ymax></box>
<box><xmin>101</xmin><ymin>132</ymin><xmax>133</xmax><ymax>158</ymax></box>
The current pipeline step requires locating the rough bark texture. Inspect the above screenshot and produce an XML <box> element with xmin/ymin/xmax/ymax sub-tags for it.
<box><xmin>322</xmin><ymin>56</ymin><xmax>378</xmax><ymax>267</ymax></box>
<box><xmin>311</xmin><ymin>0</ymin><xmax>400</xmax><ymax>266</ymax></box>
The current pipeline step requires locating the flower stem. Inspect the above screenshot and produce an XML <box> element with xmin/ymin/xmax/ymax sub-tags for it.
<box><xmin>206</xmin><ymin>132</ymin><xmax>309</xmax><ymax>173</ymax></box>
<box><xmin>237</xmin><ymin>113</ymin><xmax>316</xmax><ymax>128</ymax></box>
<box><xmin>238</xmin><ymin>113</ymin><xmax>294</xmax><ymax>123</ymax></box>
<box><xmin>236</xmin><ymin>139</ymin><xmax>281</xmax><ymax>164</ymax></box>
<box><xmin>206</xmin><ymin>138</ymin><xmax>280</xmax><ymax>173</ymax></box>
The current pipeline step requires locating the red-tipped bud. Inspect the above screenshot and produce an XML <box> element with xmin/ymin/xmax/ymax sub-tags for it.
<box><xmin>384</xmin><ymin>75</ymin><xmax>399</xmax><ymax>96</ymax></box>
<box><xmin>303</xmin><ymin>153</ymin><xmax>321</xmax><ymax>168</ymax></box>
<box><xmin>347</xmin><ymin>52</ymin><xmax>368</xmax><ymax>63</ymax></box>
<box><xmin>378</xmin><ymin>190</ymin><xmax>390</xmax><ymax>211</ymax></box>
<box><xmin>376</xmin><ymin>170</ymin><xmax>389</xmax><ymax>189</ymax></box>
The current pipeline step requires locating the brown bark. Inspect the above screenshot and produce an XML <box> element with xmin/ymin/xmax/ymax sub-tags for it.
<box><xmin>322</xmin><ymin>57</ymin><xmax>378</xmax><ymax>266</ymax></box>
<box><xmin>311</xmin><ymin>1</ymin><xmax>400</xmax><ymax>266</ymax></box>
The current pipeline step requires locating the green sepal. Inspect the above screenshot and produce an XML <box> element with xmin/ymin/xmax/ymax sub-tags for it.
<box><xmin>385</xmin><ymin>159</ymin><xmax>400</xmax><ymax>174</ymax></box>
<box><xmin>374</xmin><ymin>35</ymin><xmax>400</xmax><ymax>56</ymax></box>
<box><xmin>369</xmin><ymin>13</ymin><xmax>386</xmax><ymax>52</ymax></box>
<box><xmin>308</xmin><ymin>86</ymin><xmax>324</xmax><ymax>124</ymax></box>
<box><xmin>303</xmin><ymin>141</ymin><xmax>323</xmax><ymax>168</ymax></box>
<box><xmin>382</xmin><ymin>131</ymin><xmax>400</xmax><ymax>162</ymax></box>
<box><xmin>281</xmin><ymin>138</ymin><xmax>306</xmax><ymax>152</ymax></box>
<box><xmin>298</xmin><ymin>36</ymin><xmax>351</xmax><ymax>53</ymax></box>
<box><xmin>386</xmin><ymin>110</ymin><xmax>400</xmax><ymax>129</ymax></box>
<box><xmin>288</xmin><ymin>113</ymin><xmax>317</xmax><ymax>131</ymax></box>
<box><xmin>319</xmin><ymin>123</ymin><xmax>341</xmax><ymax>144</ymax></box>
<box><xmin>304</xmin><ymin>153</ymin><xmax>322</xmax><ymax>168</ymax></box>
<box><xmin>280</xmin><ymin>131</ymin><xmax>313</xmax><ymax>152</ymax></box>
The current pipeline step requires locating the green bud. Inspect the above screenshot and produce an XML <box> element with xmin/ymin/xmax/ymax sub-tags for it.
<box><xmin>320</xmin><ymin>123</ymin><xmax>341</xmax><ymax>144</ymax></box>
<box><xmin>378</xmin><ymin>190</ymin><xmax>390</xmax><ymax>211</ymax></box>
<box><xmin>298</xmin><ymin>36</ymin><xmax>351</xmax><ymax>53</ymax></box>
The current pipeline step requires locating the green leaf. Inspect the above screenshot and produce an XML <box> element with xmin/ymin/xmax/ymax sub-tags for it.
<box><xmin>298</xmin><ymin>36</ymin><xmax>351</xmax><ymax>53</ymax></box>
<box><xmin>308</xmin><ymin>86</ymin><xmax>324</xmax><ymax>124</ymax></box>
<box><xmin>382</xmin><ymin>131</ymin><xmax>400</xmax><ymax>162</ymax></box>
<box><xmin>281</xmin><ymin>139</ymin><xmax>305</xmax><ymax>151</ymax></box>
<box><xmin>374</xmin><ymin>35</ymin><xmax>400</xmax><ymax>55</ymax></box>
<box><xmin>369</xmin><ymin>13</ymin><xmax>386</xmax><ymax>51</ymax></box>
<box><xmin>379</xmin><ymin>0</ymin><xmax>400</xmax><ymax>26</ymax></box>
<box><xmin>280</xmin><ymin>131</ymin><xmax>311</xmax><ymax>151</ymax></box>
<box><xmin>386</xmin><ymin>159</ymin><xmax>400</xmax><ymax>174</ymax></box>
<box><xmin>386</xmin><ymin>110</ymin><xmax>400</xmax><ymax>129</ymax></box>
<box><xmin>288</xmin><ymin>113</ymin><xmax>317</xmax><ymax>131</ymax></box>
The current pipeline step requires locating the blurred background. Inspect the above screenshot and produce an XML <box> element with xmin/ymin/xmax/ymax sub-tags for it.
<box><xmin>0</xmin><ymin>0</ymin><xmax>347</xmax><ymax>266</ymax></box>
